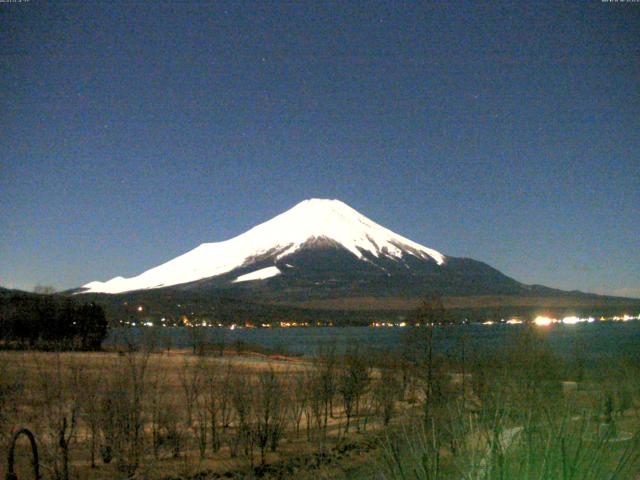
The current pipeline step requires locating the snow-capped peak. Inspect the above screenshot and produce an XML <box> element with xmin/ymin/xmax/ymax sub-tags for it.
<box><xmin>80</xmin><ymin>198</ymin><xmax>445</xmax><ymax>294</ymax></box>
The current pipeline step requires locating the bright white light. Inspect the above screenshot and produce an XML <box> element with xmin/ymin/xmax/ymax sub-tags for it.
<box><xmin>506</xmin><ymin>318</ymin><xmax>522</xmax><ymax>324</ymax></box>
<box><xmin>534</xmin><ymin>316</ymin><xmax>553</xmax><ymax>326</ymax></box>
<box><xmin>562</xmin><ymin>316</ymin><xmax>580</xmax><ymax>325</ymax></box>
<box><xmin>137</xmin><ymin>306</ymin><xmax>143</xmax><ymax>312</ymax></box>
<box><xmin>586</xmin><ymin>317</ymin><xmax>595</xmax><ymax>323</ymax></box>
<box><xmin>482</xmin><ymin>320</ymin><xmax>495</xmax><ymax>325</ymax></box>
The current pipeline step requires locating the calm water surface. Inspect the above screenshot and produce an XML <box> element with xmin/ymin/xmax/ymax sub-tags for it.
<box><xmin>106</xmin><ymin>322</ymin><xmax>640</xmax><ymax>359</ymax></box>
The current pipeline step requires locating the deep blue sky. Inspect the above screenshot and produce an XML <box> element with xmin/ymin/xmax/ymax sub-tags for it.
<box><xmin>1</xmin><ymin>1</ymin><xmax>639</xmax><ymax>297</ymax></box>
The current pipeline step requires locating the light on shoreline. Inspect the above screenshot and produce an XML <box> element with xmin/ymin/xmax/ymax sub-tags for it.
<box><xmin>534</xmin><ymin>316</ymin><xmax>554</xmax><ymax>326</ymax></box>
<box><xmin>561</xmin><ymin>316</ymin><xmax>580</xmax><ymax>325</ymax></box>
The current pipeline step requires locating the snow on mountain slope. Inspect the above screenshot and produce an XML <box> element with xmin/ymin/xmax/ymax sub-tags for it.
<box><xmin>80</xmin><ymin>199</ymin><xmax>445</xmax><ymax>294</ymax></box>
<box><xmin>232</xmin><ymin>266</ymin><xmax>281</xmax><ymax>283</ymax></box>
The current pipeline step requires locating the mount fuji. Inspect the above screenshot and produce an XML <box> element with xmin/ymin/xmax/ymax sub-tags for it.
<box><xmin>76</xmin><ymin>199</ymin><xmax>638</xmax><ymax>322</ymax></box>
<box><xmin>79</xmin><ymin>198</ymin><xmax>520</xmax><ymax>299</ymax></box>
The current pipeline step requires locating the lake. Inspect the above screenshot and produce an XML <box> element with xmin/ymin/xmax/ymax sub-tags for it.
<box><xmin>106</xmin><ymin>321</ymin><xmax>640</xmax><ymax>360</ymax></box>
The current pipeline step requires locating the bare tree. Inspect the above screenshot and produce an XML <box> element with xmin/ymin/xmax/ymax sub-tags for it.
<box><xmin>202</xmin><ymin>358</ymin><xmax>236</xmax><ymax>455</ymax></box>
<box><xmin>337</xmin><ymin>343</ymin><xmax>370</xmax><ymax>434</ymax></box>
<box><xmin>373</xmin><ymin>366</ymin><xmax>401</xmax><ymax>426</ymax></box>
<box><xmin>317</xmin><ymin>342</ymin><xmax>338</xmax><ymax>419</ymax></box>
<box><xmin>148</xmin><ymin>366</ymin><xmax>168</xmax><ymax>459</ymax></box>
<box><xmin>99</xmin><ymin>347</ymin><xmax>150</xmax><ymax>475</ymax></box>
<box><xmin>188</xmin><ymin>326</ymin><xmax>206</xmax><ymax>355</ymax></box>
<box><xmin>306</xmin><ymin>364</ymin><xmax>332</xmax><ymax>458</ymax></box>
<box><xmin>123</xmin><ymin>348</ymin><xmax>150</xmax><ymax>472</ymax></box>
<box><xmin>289</xmin><ymin>371</ymin><xmax>309</xmax><ymax>437</ymax></box>
<box><xmin>216</xmin><ymin>362</ymin><xmax>234</xmax><ymax>451</ymax></box>
<box><xmin>229</xmin><ymin>369</ymin><xmax>256</xmax><ymax>464</ymax></box>
<box><xmin>408</xmin><ymin>294</ymin><xmax>447</xmax><ymax>425</ymax></box>
<box><xmin>180</xmin><ymin>358</ymin><xmax>208</xmax><ymax>459</ymax></box>
<box><xmin>35</xmin><ymin>354</ymin><xmax>82</xmax><ymax>480</ymax></box>
<box><xmin>203</xmin><ymin>361</ymin><xmax>221</xmax><ymax>452</ymax></box>
<box><xmin>78</xmin><ymin>368</ymin><xmax>102</xmax><ymax>468</ymax></box>
<box><xmin>253</xmin><ymin>367</ymin><xmax>286</xmax><ymax>465</ymax></box>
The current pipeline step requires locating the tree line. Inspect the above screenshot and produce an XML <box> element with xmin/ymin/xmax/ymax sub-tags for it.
<box><xmin>0</xmin><ymin>291</ymin><xmax>108</xmax><ymax>350</ymax></box>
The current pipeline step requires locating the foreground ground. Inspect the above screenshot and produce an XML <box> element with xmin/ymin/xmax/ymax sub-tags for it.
<box><xmin>1</xmin><ymin>328</ymin><xmax>639</xmax><ymax>479</ymax></box>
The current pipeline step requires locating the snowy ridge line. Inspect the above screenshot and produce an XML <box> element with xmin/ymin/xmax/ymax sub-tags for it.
<box><xmin>80</xmin><ymin>198</ymin><xmax>445</xmax><ymax>294</ymax></box>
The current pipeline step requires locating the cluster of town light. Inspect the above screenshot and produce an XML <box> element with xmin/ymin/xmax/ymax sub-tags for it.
<box><xmin>123</xmin><ymin>316</ymin><xmax>315</xmax><ymax>329</ymax></box>
<box><xmin>371</xmin><ymin>322</ymin><xmax>408</xmax><ymax>327</ymax></box>
<box><xmin>125</xmin><ymin>303</ymin><xmax>640</xmax><ymax>328</ymax></box>
<box><xmin>481</xmin><ymin>314</ymin><xmax>640</xmax><ymax>327</ymax></box>
<box><xmin>532</xmin><ymin>314</ymin><xmax>640</xmax><ymax>327</ymax></box>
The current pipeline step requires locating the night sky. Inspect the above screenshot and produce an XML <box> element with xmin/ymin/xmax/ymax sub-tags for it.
<box><xmin>1</xmin><ymin>1</ymin><xmax>639</xmax><ymax>297</ymax></box>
